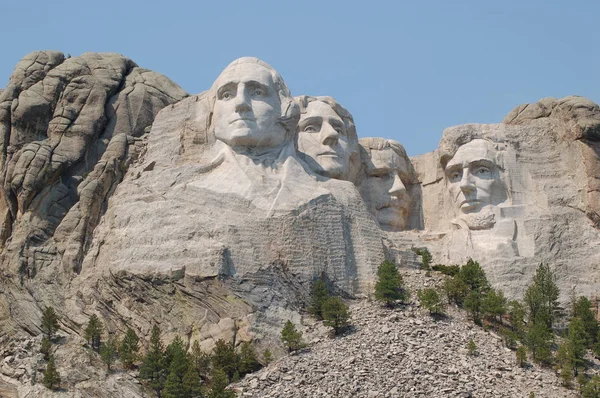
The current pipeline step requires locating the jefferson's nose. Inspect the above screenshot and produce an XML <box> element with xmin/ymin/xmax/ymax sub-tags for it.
<box><xmin>320</xmin><ymin>122</ymin><xmax>339</xmax><ymax>146</ymax></box>
<box><xmin>389</xmin><ymin>173</ymin><xmax>407</xmax><ymax>196</ymax></box>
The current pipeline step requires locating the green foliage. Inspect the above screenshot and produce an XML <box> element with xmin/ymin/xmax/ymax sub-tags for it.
<box><xmin>432</xmin><ymin>264</ymin><xmax>460</xmax><ymax>277</ymax></box>
<box><xmin>262</xmin><ymin>349</ymin><xmax>273</xmax><ymax>365</ymax></box>
<box><xmin>459</xmin><ymin>259</ymin><xmax>490</xmax><ymax>293</ymax></box>
<box><xmin>139</xmin><ymin>325</ymin><xmax>166</xmax><ymax>396</ymax></box>
<box><xmin>413</xmin><ymin>247</ymin><xmax>432</xmax><ymax>270</ymax></box>
<box><xmin>41</xmin><ymin>306</ymin><xmax>59</xmax><ymax>337</ymax></box>
<box><xmin>190</xmin><ymin>340</ymin><xmax>211</xmax><ymax>380</ymax></box>
<box><xmin>43</xmin><ymin>355</ymin><xmax>61</xmax><ymax>390</ymax></box>
<box><xmin>308</xmin><ymin>278</ymin><xmax>330</xmax><ymax>319</ymax></box>
<box><xmin>443</xmin><ymin>277</ymin><xmax>469</xmax><ymax>306</ymax></box>
<box><xmin>239</xmin><ymin>342</ymin><xmax>261</xmax><ymax>375</ymax></box>
<box><xmin>100</xmin><ymin>335</ymin><xmax>119</xmax><ymax>372</ymax></box>
<box><xmin>464</xmin><ymin>290</ymin><xmax>484</xmax><ymax>323</ymax></box>
<box><xmin>182</xmin><ymin>365</ymin><xmax>204</xmax><ymax>398</ymax></box>
<box><xmin>280</xmin><ymin>320</ymin><xmax>303</xmax><ymax>352</ymax></box>
<box><xmin>508</xmin><ymin>300</ymin><xmax>526</xmax><ymax>340</ymax></box>
<box><xmin>467</xmin><ymin>339</ymin><xmax>477</xmax><ymax>356</ymax></box>
<box><xmin>572</xmin><ymin>296</ymin><xmax>599</xmax><ymax>347</ymax></box>
<box><xmin>84</xmin><ymin>314</ymin><xmax>103</xmax><ymax>352</ymax></box>
<box><xmin>482</xmin><ymin>288</ymin><xmax>507</xmax><ymax>326</ymax></box>
<box><xmin>524</xmin><ymin>263</ymin><xmax>559</xmax><ymax>329</ymax></box>
<box><xmin>525</xmin><ymin>319</ymin><xmax>553</xmax><ymax>365</ymax></box>
<box><xmin>560</xmin><ymin>364</ymin><xmax>574</xmax><ymax>388</ymax></box>
<box><xmin>322</xmin><ymin>296</ymin><xmax>351</xmax><ymax>335</ymax></box>
<box><xmin>567</xmin><ymin>317</ymin><xmax>588</xmax><ymax>371</ymax></box>
<box><xmin>120</xmin><ymin>327</ymin><xmax>140</xmax><ymax>369</ymax></box>
<box><xmin>40</xmin><ymin>337</ymin><xmax>52</xmax><ymax>361</ymax></box>
<box><xmin>418</xmin><ymin>288</ymin><xmax>445</xmax><ymax>315</ymax></box>
<box><xmin>211</xmin><ymin>339</ymin><xmax>238</xmax><ymax>381</ymax></box>
<box><xmin>516</xmin><ymin>345</ymin><xmax>527</xmax><ymax>367</ymax></box>
<box><xmin>374</xmin><ymin>260</ymin><xmax>407</xmax><ymax>307</ymax></box>
<box><xmin>582</xmin><ymin>375</ymin><xmax>600</xmax><ymax>398</ymax></box>
<box><xmin>208</xmin><ymin>368</ymin><xmax>235</xmax><ymax>398</ymax></box>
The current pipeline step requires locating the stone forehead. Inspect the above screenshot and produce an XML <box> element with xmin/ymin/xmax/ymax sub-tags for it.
<box><xmin>211</xmin><ymin>57</ymin><xmax>291</xmax><ymax>97</ymax></box>
<box><xmin>359</xmin><ymin>137</ymin><xmax>408</xmax><ymax>160</ymax></box>
<box><xmin>445</xmin><ymin>139</ymin><xmax>497</xmax><ymax>168</ymax></box>
<box><xmin>438</xmin><ymin>124</ymin><xmax>506</xmax><ymax>169</ymax></box>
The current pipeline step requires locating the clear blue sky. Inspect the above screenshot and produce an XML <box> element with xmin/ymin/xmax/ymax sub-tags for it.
<box><xmin>1</xmin><ymin>0</ymin><xmax>598</xmax><ymax>156</ymax></box>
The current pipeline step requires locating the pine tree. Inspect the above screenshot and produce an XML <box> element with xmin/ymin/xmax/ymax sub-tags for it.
<box><xmin>40</xmin><ymin>336</ymin><xmax>52</xmax><ymax>360</ymax></box>
<box><xmin>262</xmin><ymin>348</ymin><xmax>273</xmax><ymax>364</ymax></box>
<box><xmin>322</xmin><ymin>296</ymin><xmax>351</xmax><ymax>335</ymax></box>
<box><xmin>582</xmin><ymin>375</ymin><xmax>600</xmax><ymax>398</ymax></box>
<box><xmin>238</xmin><ymin>341</ymin><xmax>261</xmax><ymax>376</ymax></box>
<box><xmin>100</xmin><ymin>335</ymin><xmax>119</xmax><ymax>372</ymax></box>
<box><xmin>120</xmin><ymin>327</ymin><xmax>140</xmax><ymax>369</ymax></box>
<box><xmin>568</xmin><ymin>317</ymin><xmax>588</xmax><ymax>371</ymax></box>
<box><xmin>525</xmin><ymin>317</ymin><xmax>553</xmax><ymax>365</ymax></box>
<box><xmin>374</xmin><ymin>260</ymin><xmax>407</xmax><ymax>307</ymax></box>
<box><xmin>482</xmin><ymin>288</ymin><xmax>507</xmax><ymax>327</ymax></box>
<box><xmin>417</xmin><ymin>288</ymin><xmax>445</xmax><ymax>315</ymax></box>
<box><xmin>41</xmin><ymin>306</ymin><xmax>59</xmax><ymax>337</ymax></box>
<box><xmin>84</xmin><ymin>314</ymin><xmax>103</xmax><ymax>352</ymax></box>
<box><xmin>43</xmin><ymin>355</ymin><xmax>61</xmax><ymax>390</ymax></box>
<box><xmin>443</xmin><ymin>276</ymin><xmax>469</xmax><ymax>306</ymax></box>
<box><xmin>572</xmin><ymin>296</ymin><xmax>599</xmax><ymax>347</ymax></box>
<box><xmin>211</xmin><ymin>339</ymin><xmax>239</xmax><ymax>381</ymax></box>
<box><xmin>467</xmin><ymin>339</ymin><xmax>477</xmax><ymax>356</ymax></box>
<box><xmin>190</xmin><ymin>340</ymin><xmax>211</xmax><ymax>381</ymax></box>
<box><xmin>162</xmin><ymin>335</ymin><xmax>190</xmax><ymax>397</ymax></box>
<box><xmin>280</xmin><ymin>320</ymin><xmax>303</xmax><ymax>352</ymax></box>
<box><xmin>516</xmin><ymin>345</ymin><xmax>527</xmax><ymax>367</ymax></box>
<box><xmin>464</xmin><ymin>290</ymin><xmax>484</xmax><ymax>323</ymax></box>
<box><xmin>182</xmin><ymin>365</ymin><xmax>204</xmax><ymax>398</ymax></box>
<box><xmin>508</xmin><ymin>300</ymin><xmax>526</xmax><ymax>340</ymax></box>
<box><xmin>308</xmin><ymin>278</ymin><xmax>330</xmax><ymax>319</ymax></box>
<box><xmin>139</xmin><ymin>325</ymin><xmax>166</xmax><ymax>396</ymax></box>
<box><xmin>524</xmin><ymin>263</ymin><xmax>560</xmax><ymax>329</ymax></box>
<box><xmin>208</xmin><ymin>368</ymin><xmax>235</xmax><ymax>398</ymax></box>
<box><xmin>459</xmin><ymin>259</ymin><xmax>490</xmax><ymax>293</ymax></box>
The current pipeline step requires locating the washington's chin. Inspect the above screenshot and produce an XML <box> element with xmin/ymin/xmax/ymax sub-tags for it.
<box><xmin>216</xmin><ymin>127</ymin><xmax>285</xmax><ymax>148</ymax></box>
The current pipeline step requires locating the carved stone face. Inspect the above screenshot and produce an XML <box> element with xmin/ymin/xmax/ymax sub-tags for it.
<box><xmin>444</xmin><ymin>139</ymin><xmax>500</xmax><ymax>215</ymax></box>
<box><xmin>297</xmin><ymin>101</ymin><xmax>351</xmax><ymax>180</ymax></box>
<box><xmin>360</xmin><ymin>148</ymin><xmax>412</xmax><ymax>230</ymax></box>
<box><xmin>212</xmin><ymin>63</ymin><xmax>285</xmax><ymax>148</ymax></box>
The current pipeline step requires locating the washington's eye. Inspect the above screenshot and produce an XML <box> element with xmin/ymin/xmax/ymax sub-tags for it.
<box><xmin>303</xmin><ymin>125</ymin><xmax>318</xmax><ymax>132</ymax></box>
<box><xmin>221</xmin><ymin>91</ymin><xmax>233</xmax><ymax>100</ymax></box>
<box><xmin>253</xmin><ymin>89</ymin><xmax>264</xmax><ymax>96</ymax></box>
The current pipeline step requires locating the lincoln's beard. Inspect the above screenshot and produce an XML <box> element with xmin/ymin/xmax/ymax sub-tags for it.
<box><xmin>453</xmin><ymin>208</ymin><xmax>496</xmax><ymax>230</ymax></box>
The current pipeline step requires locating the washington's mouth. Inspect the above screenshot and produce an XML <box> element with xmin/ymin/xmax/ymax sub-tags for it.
<box><xmin>229</xmin><ymin>117</ymin><xmax>255</xmax><ymax>124</ymax></box>
<box><xmin>318</xmin><ymin>151</ymin><xmax>339</xmax><ymax>157</ymax></box>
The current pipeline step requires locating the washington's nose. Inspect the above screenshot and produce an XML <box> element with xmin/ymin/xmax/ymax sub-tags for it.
<box><xmin>321</xmin><ymin>122</ymin><xmax>339</xmax><ymax>146</ymax></box>
<box><xmin>459</xmin><ymin>169</ymin><xmax>476</xmax><ymax>193</ymax></box>
<box><xmin>233</xmin><ymin>87</ymin><xmax>251</xmax><ymax>112</ymax></box>
<box><xmin>389</xmin><ymin>174</ymin><xmax>407</xmax><ymax>196</ymax></box>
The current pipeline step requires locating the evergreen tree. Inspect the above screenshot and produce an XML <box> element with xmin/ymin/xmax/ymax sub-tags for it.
<box><xmin>572</xmin><ymin>296</ymin><xmax>599</xmax><ymax>347</ymax></box>
<box><xmin>280</xmin><ymin>320</ymin><xmax>303</xmax><ymax>352</ymax></box>
<box><xmin>182</xmin><ymin>365</ymin><xmax>204</xmax><ymax>398</ymax></box>
<box><xmin>139</xmin><ymin>325</ymin><xmax>166</xmax><ymax>397</ymax></box>
<box><xmin>374</xmin><ymin>260</ymin><xmax>407</xmax><ymax>307</ymax></box>
<box><xmin>208</xmin><ymin>368</ymin><xmax>235</xmax><ymax>398</ymax></box>
<box><xmin>568</xmin><ymin>317</ymin><xmax>588</xmax><ymax>372</ymax></box>
<box><xmin>120</xmin><ymin>327</ymin><xmax>140</xmax><ymax>369</ymax></box>
<box><xmin>84</xmin><ymin>314</ymin><xmax>103</xmax><ymax>352</ymax></box>
<box><xmin>262</xmin><ymin>348</ymin><xmax>273</xmax><ymax>365</ymax></box>
<box><xmin>524</xmin><ymin>263</ymin><xmax>560</xmax><ymax>329</ymax></box>
<box><xmin>308</xmin><ymin>278</ymin><xmax>330</xmax><ymax>319</ymax></box>
<box><xmin>43</xmin><ymin>355</ymin><xmax>61</xmax><ymax>390</ymax></box>
<box><xmin>443</xmin><ymin>276</ymin><xmax>469</xmax><ymax>306</ymax></box>
<box><xmin>162</xmin><ymin>335</ymin><xmax>190</xmax><ymax>396</ymax></box>
<box><xmin>40</xmin><ymin>336</ymin><xmax>52</xmax><ymax>361</ymax></box>
<box><xmin>238</xmin><ymin>341</ymin><xmax>261</xmax><ymax>376</ymax></box>
<box><xmin>322</xmin><ymin>296</ymin><xmax>351</xmax><ymax>335</ymax></box>
<box><xmin>467</xmin><ymin>339</ymin><xmax>477</xmax><ymax>356</ymax></box>
<box><xmin>508</xmin><ymin>300</ymin><xmax>526</xmax><ymax>340</ymax></box>
<box><xmin>459</xmin><ymin>259</ymin><xmax>490</xmax><ymax>293</ymax></box>
<box><xmin>582</xmin><ymin>375</ymin><xmax>600</xmax><ymax>398</ymax></box>
<box><xmin>41</xmin><ymin>306</ymin><xmax>59</xmax><ymax>337</ymax></box>
<box><xmin>516</xmin><ymin>345</ymin><xmax>527</xmax><ymax>367</ymax></box>
<box><xmin>464</xmin><ymin>290</ymin><xmax>484</xmax><ymax>323</ymax></box>
<box><xmin>417</xmin><ymin>288</ymin><xmax>445</xmax><ymax>315</ymax></box>
<box><xmin>211</xmin><ymin>339</ymin><xmax>239</xmax><ymax>381</ymax></box>
<box><xmin>163</xmin><ymin>368</ymin><xmax>186</xmax><ymax>398</ymax></box>
<box><xmin>190</xmin><ymin>340</ymin><xmax>211</xmax><ymax>380</ymax></box>
<box><xmin>413</xmin><ymin>247</ymin><xmax>432</xmax><ymax>270</ymax></box>
<box><xmin>482</xmin><ymin>288</ymin><xmax>507</xmax><ymax>327</ymax></box>
<box><xmin>525</xmin><ymin>317</ymin><xmax>553</xmax><ymax>365</ymax></box>
<box><xmin>100</xmin><ymin>335</ymin><xmax>119</xmax><ymax>372</ymax></box>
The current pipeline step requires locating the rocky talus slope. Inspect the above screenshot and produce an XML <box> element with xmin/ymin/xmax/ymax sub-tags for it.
<box><xmin>234</xmin><ymin>269</ymin><xmax>578</xmax><ymax>398</ymax></box>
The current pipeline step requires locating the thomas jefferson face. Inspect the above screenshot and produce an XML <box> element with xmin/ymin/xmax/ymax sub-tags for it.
<box><xmin>445</xmin><ymin>139</ymin><xmax>500</xmax><ymax>215</ymax></box>
<box><xmin>297</xmin><ymin>101</ymin><xmax>351</xmax><ymax>180</ymax></box>
<box><xmin>360</xmin><ymin>148</ymin><xmax>412</xmax><ymax>230</ymax></box>
<box><xmin>212</xmin><ymin>63</ymin><xmax>286</xmax><ymax>148</ymax></box>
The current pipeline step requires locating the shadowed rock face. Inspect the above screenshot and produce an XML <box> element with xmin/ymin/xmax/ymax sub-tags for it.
<box><xmin>0</xmin><ymin>51</ymin><xmax>187</xmax><ymax>277</ymax></box>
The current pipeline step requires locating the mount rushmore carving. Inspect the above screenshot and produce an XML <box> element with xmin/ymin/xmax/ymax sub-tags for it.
<box><xmin>0</xmin><ymin>52</ymin><xmax>600</xmax><ymax>350</ymax></box>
